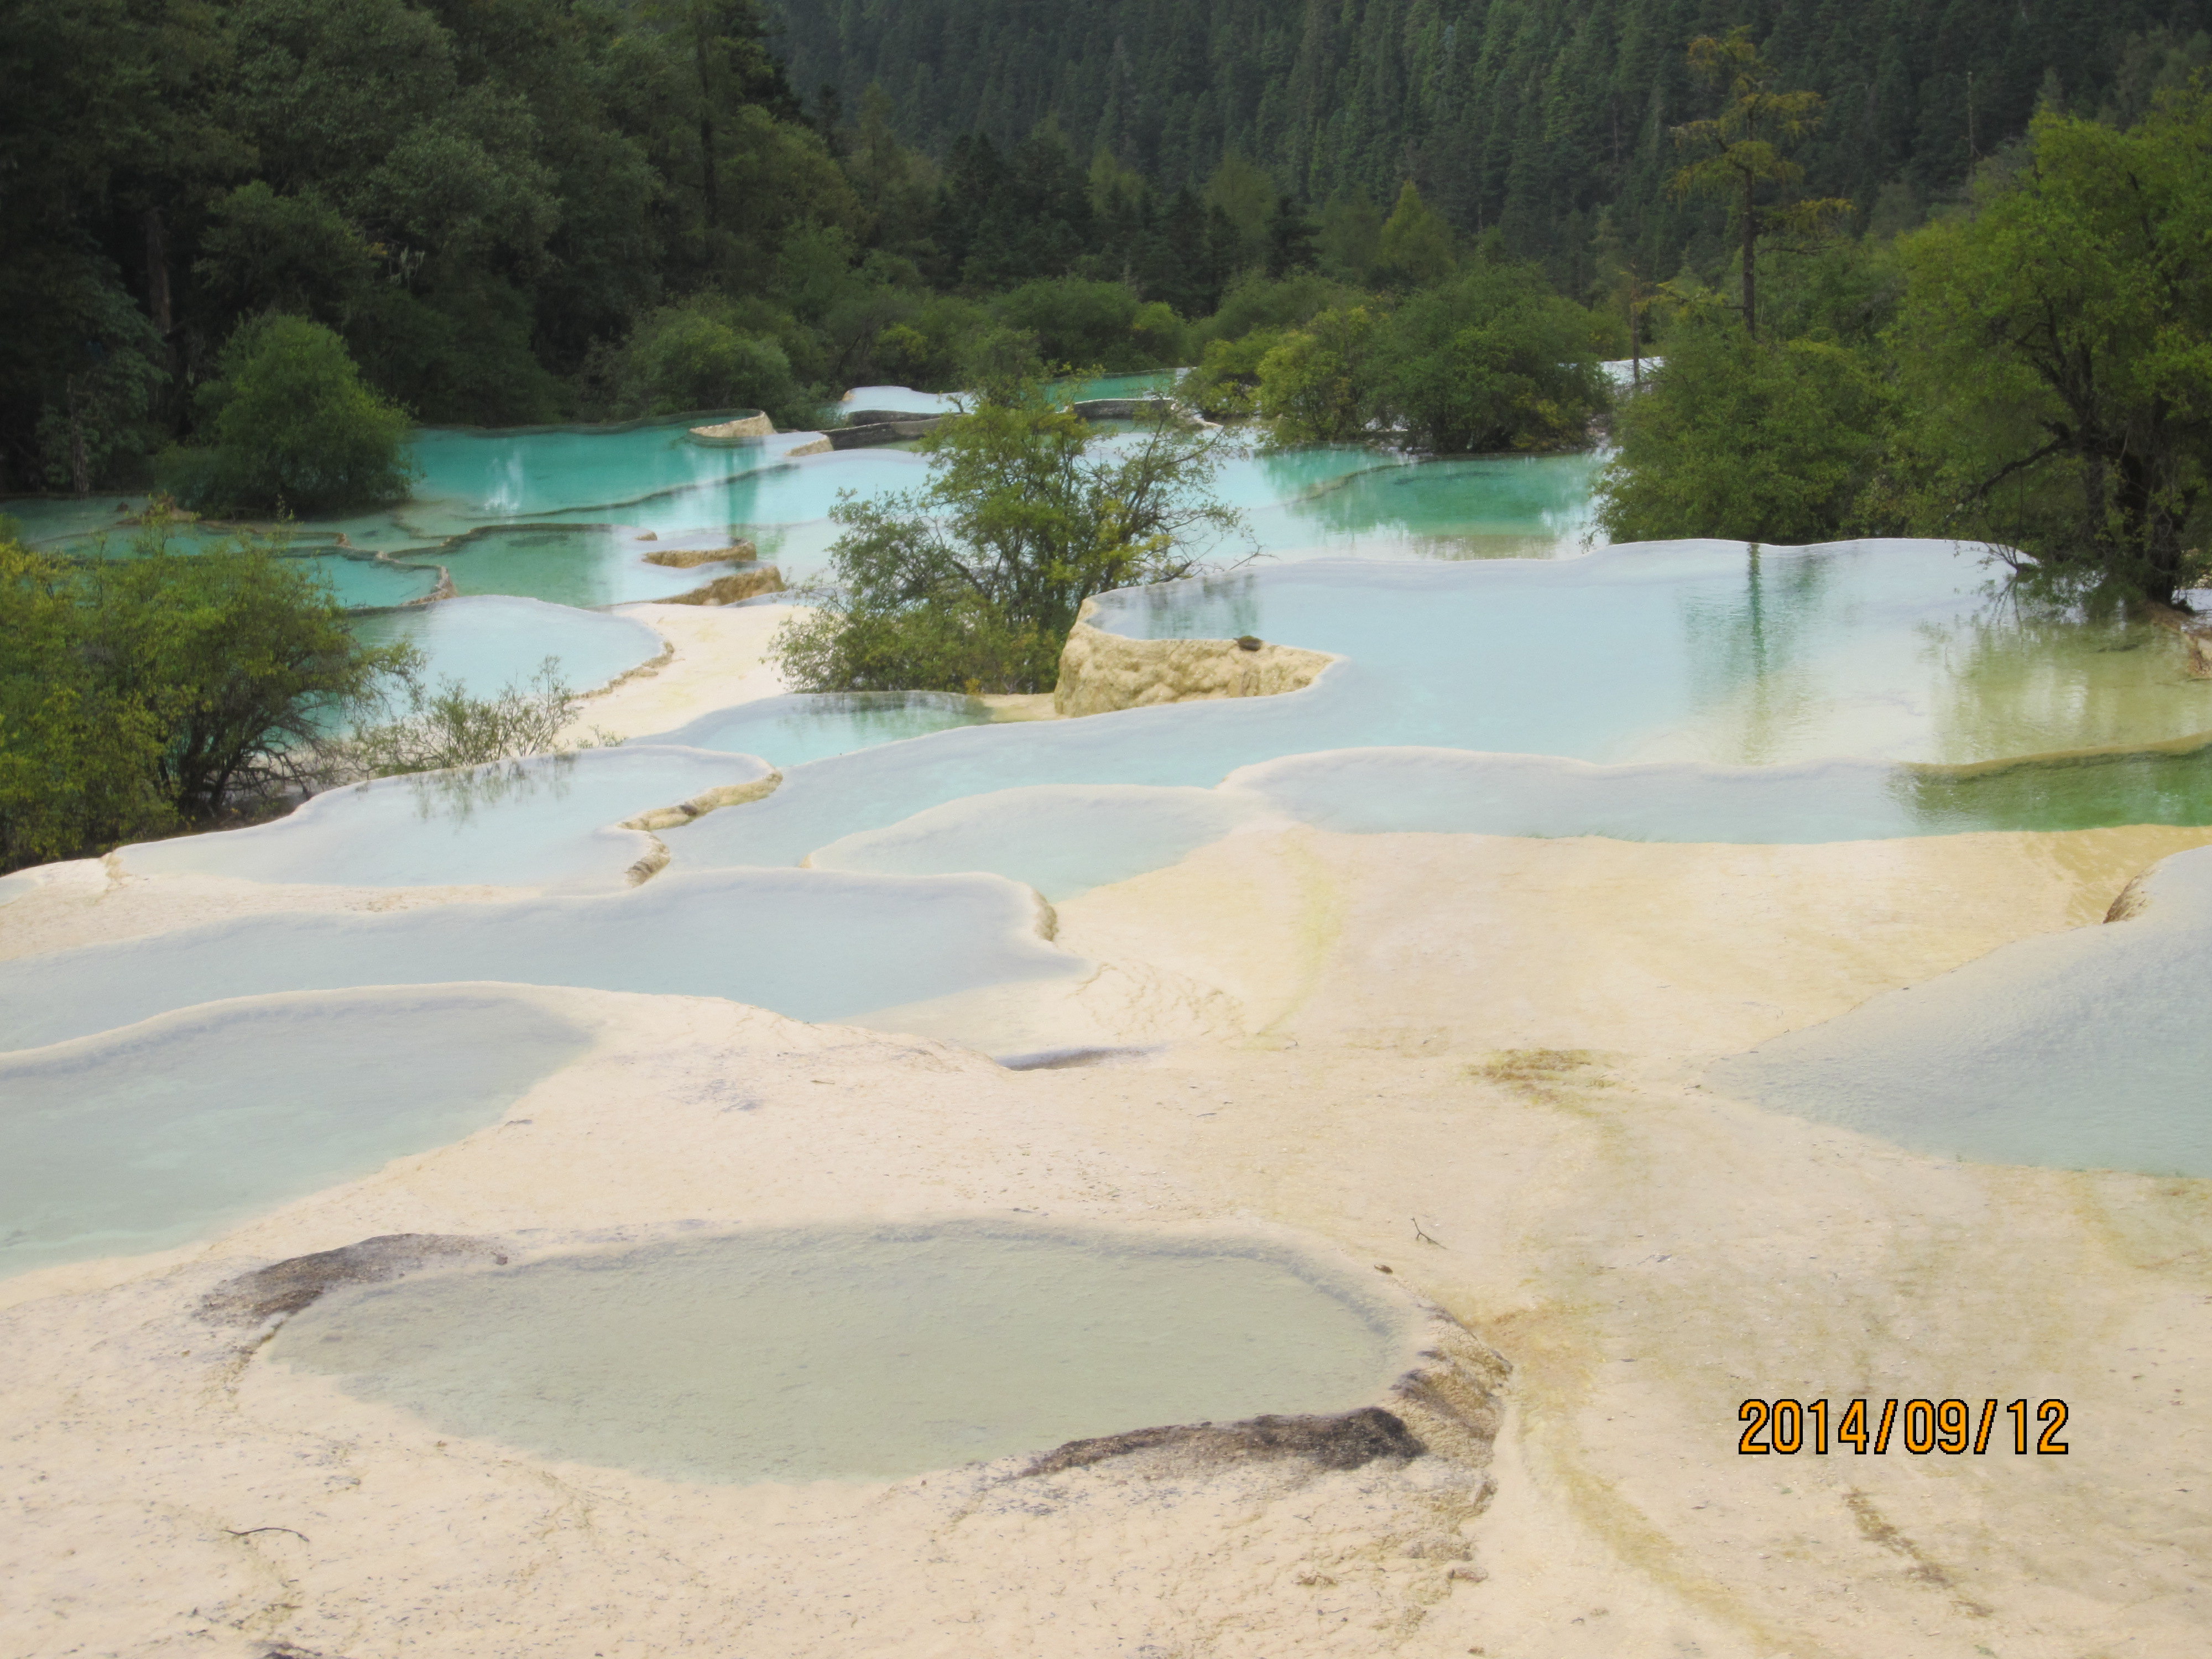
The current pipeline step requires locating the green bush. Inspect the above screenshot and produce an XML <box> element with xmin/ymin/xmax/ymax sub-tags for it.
<box><xmin>1594</xmin><ymin>320</ymin><xmax>1898</xmax><ymax>545</ymax></box>
<box><xmin>1882</xmin><ymin>91</ymin><xmax>2212</xmax><ymax>603</ymax></box>
<box><xmin>1181</xmin><ymin>331</ymin><xmax>1285</xmax><ymax>418</ymax></box>
<box><xmin>776</xmin><ymin>383</ymin><xmax>1246</xmax><ymax>694</ymax></box>
<box><xmin>1254</xmin><ymin>307</ymin><xmax>1380</xmax><ymax>445</ymax></box>
<box><xmin>867</xmin><ymin>293</ymin><xmax>993</xmax><ymax>389</ymax></box>
<box><xmin>347</xmin><ymin>276</ymin><xmax>566</xmax><ymax>427</ymax></box>
<box><xmin>0</xmin><ymin>538</ymin><xmax>171</xmax><ymax>869</ymax></box>
<box><xmin>1370</xmin><ymin>265</ymin><xmax>1610</xmax><ymax>452</ymax></box>
<box><xmin>606</xmin><ymin>297</ymin><xmax>808</xmax><ymax>426</ymax></box>
<box><xmin>165</xmin><ymin>316</ymin><xmax>415</xmax><ymax>514</ymax></box>
<box><xmin>1</xmin><ymin>520</ymin><xmax>412</xmax><ymax>870</ymax></box>
<box><xmin>1375</xmin><ymin>181</ymin><xmax>1456</xmax><ymax>289</ymax></box>
<box><xmin>992</xmin><ymin>279</ymin><xmax>1177</xmax><ymax>371</ymax></box>
<box><xmin>1192</xmin><ymin>272</ymin><xmax>1363</xmax><ymax>350</ymax></box>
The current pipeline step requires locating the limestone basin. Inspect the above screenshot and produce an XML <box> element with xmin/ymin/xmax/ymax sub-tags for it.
<box><xmin>259</xmin><ymin>1221</ymin><xmax>1426</xmax><ymax>1484</ymax></box>
<box><xmin>0</xmin><ymin>989</ymin><xmax>593</xmax><ymax>1276</ymax></box>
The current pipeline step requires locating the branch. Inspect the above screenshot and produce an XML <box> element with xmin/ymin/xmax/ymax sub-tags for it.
<box><xmin>1951</xmin><ymin>435</ymin><xmax>2073</xmax><ymax>511</ymax></box>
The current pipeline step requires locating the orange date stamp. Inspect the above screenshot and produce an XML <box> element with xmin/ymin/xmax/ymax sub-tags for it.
<box><xmin>1738</xmin><ymin>1397</ymin><xmax>2069</xmax><ymax>1455</ymax></box>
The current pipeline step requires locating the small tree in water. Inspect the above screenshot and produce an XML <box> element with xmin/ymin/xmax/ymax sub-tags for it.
<box><xmin>776</xmin><ymin>379</ymin><xmax>1249</xmax><ymax>693</ymax></box>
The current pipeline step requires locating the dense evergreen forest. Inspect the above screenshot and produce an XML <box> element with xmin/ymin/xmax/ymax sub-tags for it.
<box><xmin>1</xmin><ymin>0</ymin><xmax>857</xmax><ymax>491</ymax></box>
<box><xmin>776</xmin><ymin>0</ymin><xmax>2212</xmax><ymax>280</ymax></box>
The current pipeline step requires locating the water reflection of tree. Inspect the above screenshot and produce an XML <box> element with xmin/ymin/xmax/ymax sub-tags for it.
<box><xmin>1677</xmin><ymin>545</ymin><xmax>1834</xmax><ymax>763</ymax></box>
<box><xmin>405</xmin><ymin>752</ymin><xmax>579</xmax><ymax>827</ymax></box>
<box><xmin>1916</xmin><ymin>589</ymin><xmax>2189</xmax><ymax>763</ymax></box>
<box><xmin>1896</xmin><ymin>739</ymin><xmax>2212</xmax><ymax>833</ymax></box>
<box><xmin>1888</xmin><ymin>577</ymin><xmax>2212</xmax><ymax>825</ymax></box>
<box><xmin>1110</xmin><ymin>571</ymin><xmax>1265</xmax><ymax>640</ymax></box>
<box><xmin>1283</xmin><ymin>455</ymin><xmax>1602</xmax><ymax>561</ymax></box>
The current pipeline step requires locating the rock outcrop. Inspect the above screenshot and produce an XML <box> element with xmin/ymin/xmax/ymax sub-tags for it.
<box><xmin>644</xmin><ymin>541</ymin><xmax>758</xmax><ymax>568</ymax></box>
<box><xmin>1052</xmin><ymin>616</ymin><xmax>1333</xmax><ymax>717</ymax></box>
<box><xmin>659</xmin><ymin>565</ymin><xmax>785</xmax><ymax>607</ymax></box>
<box><xmin>688</xmin><ymin>412</ymin><xmax>775</xmax><ymax>442</ymax></box>
<box><xmin>829</xmin><ymin>416</ymin><xmax>944</xmax><ymax>449</ymax></box>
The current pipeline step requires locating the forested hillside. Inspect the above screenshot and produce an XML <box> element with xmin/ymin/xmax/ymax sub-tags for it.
<box><xmin>775</xmin><ymin>0</ymin><xmax>2212</xmax><ymax>275</ymax></box>
<box><xmin>1</xmin><ymin>0</ymin><xmax>848</xmax><ymax>486</ymax></box>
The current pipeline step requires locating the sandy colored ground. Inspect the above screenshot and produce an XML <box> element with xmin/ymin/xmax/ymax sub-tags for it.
<box><xmin>565</xmin><ymin>601</ymin><xmax>809</xmax><ymax>742</ymax></box>
<box><xmin>4</xmin><ymin>822</ymin><xmax>2211</xmax><ymax>1657</ymax></box>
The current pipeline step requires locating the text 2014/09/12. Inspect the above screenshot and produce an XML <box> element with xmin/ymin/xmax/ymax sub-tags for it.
<box><xmin>1738</xmin><ymin>1398</ymin><xmax>2069</xmax><ymax>1456</ymax></box>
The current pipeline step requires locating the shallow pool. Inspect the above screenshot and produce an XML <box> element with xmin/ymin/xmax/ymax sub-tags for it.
<box><xmin>662</xmin><ymin>543</ymin><xmax>2212</xmax><ymax>884</ymax></box>
<box><xmin>641</xmin><ymin>691</ymin><xmax>1004</xmax><ymax>768</ymax></box>
<box><xmin>265</xmin><ymin>1221</ymin><xmax>1416</xmax><ymax>1483</ymax></box>
<box><xmin>119</xmin><ymin>747</ymin><xmax>771</xmax><ymax>893</ymax></box>
<box><xmin>1705</xmin><ymin>842</ymin><xmax>2212</xmax><ymax>1178</ymax></box>
<box><xmin>347</xmin><ymin>595</ymin><xmax>665</xmax><ymax>700</ymax></box>
<box><xmin>6</xmin><ymin>402</ymin><xmax>1608</xmax><ymax>609</ymax></box>
<box><xmin>0</xmin><ymin>990</ymin><xmax>591</xmax><ymax>1275</ymax></box>
<box><xmin>0</xmin><ymin>868</ymin><xmax>1078</xmax><ymax>1051</ymax></box>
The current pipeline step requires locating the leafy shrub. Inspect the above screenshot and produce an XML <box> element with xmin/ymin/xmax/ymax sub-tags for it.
<box><xmin>164</xmin><ymin>316</ymin><xmax>415</xmax><ymax>513</ymax></box>
<box><xmin>993</xmin><ymin>279</ymin><xmax>1180</xmax><ymax>370</ymax></box>
<box><xmin>1181</xmin><ymin>331</ymin><xmax>1285</xmax><ymax>418</ymax></box>
<box><xmin>1370</xmin><ymin>264</ymin><xmax>1610</xmax><ymax>452</ymax></box>
<box><xmin>1254</xmin><ymin>307</ymin><xmax>1379</xmax><ymax>445</ymax></box>
<box><xmin>0</xmin><ymin>519</ymin><xmax>413</xmax><ymax>869</ymax></box>
<box><xmin>1594</xmin><ymin>320</ymin><xmax>1898</xmax><ymax>545</ymax></box>
<box><xmin>776</xmin><ymin>384</ymin><xmax>1247</xmax><ymax>694</ymax></box>
<box><xmin>603</xmin><ymin>296</ymin><xmax>807</xmax><ymax>426</ymax></box>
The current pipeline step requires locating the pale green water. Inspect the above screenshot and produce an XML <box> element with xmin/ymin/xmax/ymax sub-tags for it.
<box><xmin>3</xmin><ymin>507</ymin><xmax>444</xmax><ymax>609</ymax></box>
<box><xmin>2</xmin><ymin>395</ymin><xmax>1604</xmax><ymax>611</ymax></box>
<box><xmin>121</xmin><ymin>747</ymin><xmax>772</xmax><ymax>892</ymax></box>
<box><xmin>0</xmin><ymin>869</ymin><xmax>1080</xmax><ymax>1051</ymax></box>
<box><xmin>665</xmin><ymin>543</ymin><xmax>2212</xmax><ymax>886</ymax></box>
<box><xmin>347</xmin><ymin>596</ymin><xmax>665</xmax><ymax>699</ymax></box>
<box><xmin>429</xmin><ymin>526</ymin><xmax>749</xmax><ymax>608</ymax></box>
<box><xmin>1243</xmin><ymin>450</ymin><xmax>1604</xmax><ymax>560</ymax></box>
<box><xmin>1708</xmin><ymin>842</ymin><xmax>2212</xmax><ymax>1177</ymax></box>
<box><xmin>265</xmin><ymin>1222</ymin><xmax>1415</xmax><ymax>1483</ymax></box>
<box><xmin>0</xmin><ymin>990</ymin><xmax>591</xmax><ymax>1275</ymax></box>
<box><xmin>645</xmin><ymin>692</ymin><xmax>1001</xmax><ymax>768</ymax></box>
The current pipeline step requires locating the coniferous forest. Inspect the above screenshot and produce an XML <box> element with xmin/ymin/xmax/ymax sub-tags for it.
<box><xmin>775</xmin><ymin>0</ymin><xmax>2212</xmax><ymax>280</ymax></box>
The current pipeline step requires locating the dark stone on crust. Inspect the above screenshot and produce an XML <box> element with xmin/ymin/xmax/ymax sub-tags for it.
<box><xmin>199</xmin><ymin>1233</ymin><xmax>507</xmax><ymax>1326</ymax></box>
<box><xmin>1022</xmin><ymin>1405</ymin><xmax>1424</xmax><ymax>1478</ymax></box>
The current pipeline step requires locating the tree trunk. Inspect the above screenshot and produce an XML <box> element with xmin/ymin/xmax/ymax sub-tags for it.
<box><xmin>143</xmin><ymin>205</ymin><xmax>173</xmax><ymax>337</ymax></box>
<box><xmin>693</xmin><ymin>7</ymin><xmax>719</xmax><ymax>229</ymax></box>
<box><xmin>1740</xmin><ymin>172</ymin><xmax>1757</xmax><ymax>337</ymax></box>
<box><xmin>1628</xmin><ymin>263</ymin><xmax>1642</xmax><ymax>385</ymax></box>
<box><xmin>67</xmin><ymin>377</ymin><xmax>89</xmax><ymax>495</ymax></box>
<box><xmin>700</xmin><ymin>113</ymin><xmax>719</xmax><ymax>227</ymax></box>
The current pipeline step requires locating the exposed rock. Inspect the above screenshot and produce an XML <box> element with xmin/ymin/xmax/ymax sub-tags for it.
<box><xmin>1020</xmin><ymin>1321</ymin><xmax>1509</xmax><ymax>1480</ymax></box>
<box><xmin>1071</xmin><ymin>397</ymin><xmax>1177</xmax><ymax>421</ymax></box>
<box><xmin>1024</xmin><ymin>1405</ymin><xmax>1423</xmax><ymax>1477</ymax></box>
<box><xmin>997</xmin><ymin>1045</ymin><xmax>1154</xmax><ymax>1071</ymax></box>
<box><xmin>623</xmin><ymin>771</ymin><xmax>782</xmax><ymax>832</ymax></box>
<box><xmin>660</xmin><ymin>565</ymin><xmax>785</xmax><ymax>607</ymax></box>
<box><xmin>842</xmin><ymin>408</ymin><xmax>940</xmax><ymax>426</ymax></box>
<box><xmin>688</xmin><ymin>413</ymin><xmax>775</xmax><ymax>442</ymax></box>
<box><xmin>781</xmin><ymin>435</ymin><xmax>833</xmax><ymax>458</ymax></box>
<box><xmin>644</xmin><ymin>542</ymin><xmax>758</xmax><ymax>569</ymax></box>
<box><xmin>829</xmin><ymin>418</ymin><xmax>942</xmax><ymax>450</ymax></box>
<box><xmin>1052</xmin><ymin>617</ymin><xmax>1333</xmax><ymax>717</ymax></box>
<box><xmin>2145</xmin><ymin>602</ymin><xmax>2212</xmax><ymax>679</ymax></box>
<box><xmin>199</xmin><ymin>1234</ymin><xmax>507</xmax><ymax>1326</ymax></box>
